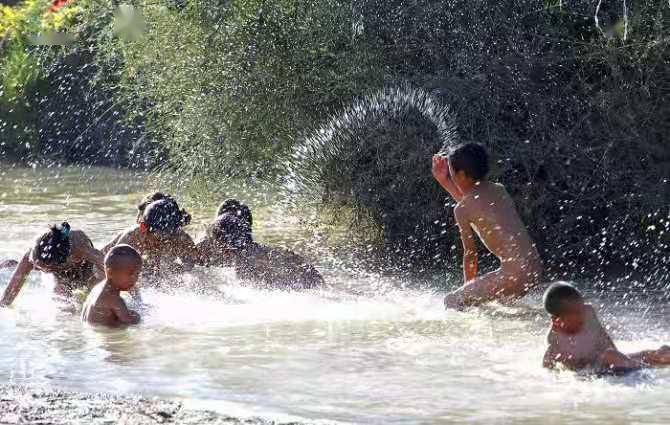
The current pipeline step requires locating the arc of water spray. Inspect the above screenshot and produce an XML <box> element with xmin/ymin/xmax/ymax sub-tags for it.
<box><xmin>283</xmin><ymin>85</ymin><xmax>459</xmax><ymax>205</ymax></box>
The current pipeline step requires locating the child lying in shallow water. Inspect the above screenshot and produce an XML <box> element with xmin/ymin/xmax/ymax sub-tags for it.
<box><xmin>82</xmin><ymin>245</ymin><xmax>142</xmax><ymax>327</ymax></box>
<box><xmin>542</xmin><ymin>282</ymin><xmax>670</xmax><ymax>374</ymax></box>
<box><xmin>197</xmin><ymin>200</ymin><xmax>324</xmax><ymax>290</ymax></box>
<box><xmin>104</xmin><ymin>195</ymin><xmax>197</xmax><ymax>279</ymax></box>
<box><xmin>1</xmin><ymin>222</ymin><xmax>104</xmax><ymax>307</ymax></box>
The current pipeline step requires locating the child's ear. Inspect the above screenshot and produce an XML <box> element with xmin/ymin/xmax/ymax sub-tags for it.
<box><xmin>139</xmin><ymin>222</ymin><xmax>149</xmax><ymax>233</ymax></box>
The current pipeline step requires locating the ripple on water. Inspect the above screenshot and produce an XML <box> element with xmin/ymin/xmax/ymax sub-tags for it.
<box><xmin>1</xmin><ymin>168</ymin><xmax>669</xmax><ymax>424</ymax></box>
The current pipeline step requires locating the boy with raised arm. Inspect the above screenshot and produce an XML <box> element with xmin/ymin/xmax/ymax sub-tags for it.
<box><xmin>82</xmin><ymin>245</ymin><xmax>142</xmax><ymax>327</ymax></box>
<box><xmin>432</xmin><ymin>143</ymin><xmax>543</xmax><ymax>309</ymax></box>
<box><xmin>542</xmin><ymin>282</ymin><xmax>670</xmax><ymax>373</ymax></box>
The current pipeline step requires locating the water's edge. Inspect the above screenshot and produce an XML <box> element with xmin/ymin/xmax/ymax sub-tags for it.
<box><xmin>0</xmin><ymin>384</ymin><xmax>308</xmax><ymax>425</ymax></box>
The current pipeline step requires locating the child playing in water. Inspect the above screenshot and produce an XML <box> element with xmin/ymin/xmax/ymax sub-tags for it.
<box><xmin>216</xmin><ymin>198</ymin><xmax>253</xmax><ymax>225</ymax></box>
<box><xmin>104</xmin><ymin>197</ymin><xmax>197</xmax><ymax>278</ymax></box>
<box><xmin>197</xmin><ymin>205</ymin><xmax>323</xmax><ymax>290</ymax></box>
<box><xmin>0</xmin><ymin>223</ymin><xmax>104</xmax><ymax>307</ymax></box>
<box><xmin>432</xmin><ymin>143</ymin><xmax>543</xmax><ymax>309</ymax></box>
<box><xmin>82</xmin><ymin>244</ymin><xmax>142</xmax><ymax>326</ymax></box>
<box><xmin>135</xmin><ymin>191</ymin><xmax>171</xmax><ymax>223</ymax></box>
<box><xmin>542</xmin><ymin>282</ymin><xmax>670</xmax><ymax>374</ymax></box>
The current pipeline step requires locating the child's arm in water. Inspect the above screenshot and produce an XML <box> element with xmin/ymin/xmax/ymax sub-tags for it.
<box><xmin>111</xmin><ymin>295</ymin><xmax>141</xmax><ymax>325</ymax></box>
<box><xmin>176</xmin><ymin>231</ymin><xmax>198</xmax><ymax>270</ymax></box>
<box><xmin>454</xmin><ymin>205</ymin><xmax>478</xmax><ymax>283</ymax></box>
<box><xmin>0</xmin><ymin>252</ymin><xmax>33</xmax><ymax>307</ymax></box>
<box><xmin>432</xmin><ymin>155</ymin><xmax>463</xmax><ymax>202</ymax></box>
<box><xmin>72</xmin><ymin>233</ymin><xmax>106</xmax><ymax>284</ymax></box>
<box><xmin>542</xmin><ymin>329</ymin><xmax>559</xmax><ymax>369</ymax></box>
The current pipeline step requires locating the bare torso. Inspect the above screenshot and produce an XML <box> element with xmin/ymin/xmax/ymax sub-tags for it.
<box><xmin>546</xmin><ymin>305</ymin><xmax>614</xmax><ymax>370</ymax></box>
<box><xmin>197</xmin><ymin>238</ymin><xmax>323</xmax><ymax>290</ymax></box>
<box><xmin>81</xmin><ymin>281</ymin><xmax>124</xmax><ymax>326</ymax></box>
<box><xmin>459</xmin><ymin>182</ymin><xmax>542</xmax><ymax>271</ymax></box>
<box><xmin>105</xmin><ymin>227</ymin><xmax>196</xmax><ymax>277</ymax></box>
<box><xmin>50</xmin><ymin>230</ymin><xmax>102</xmax><ymax>292</ymax></box>
<box><xmin>236</xmin><ymin>243</ymin><xmax>324</xmax><ymax>290</ymax></box>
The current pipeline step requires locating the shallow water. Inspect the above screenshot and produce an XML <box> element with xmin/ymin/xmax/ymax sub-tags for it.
<box><xmin>1</xmin><ymin>167</ymin><xmax>669</xmax><ymax>424</ymax></box>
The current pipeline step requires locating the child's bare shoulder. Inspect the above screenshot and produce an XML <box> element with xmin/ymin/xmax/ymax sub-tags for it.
<box><xmin>176</xmin><ymin>228</ymin><xmax>196</xmax><ymax>244</ymax></box>
<box><xmin>69</xmin><ymin>230</ymin><xmax>93</xmax><ymax>246</ymax></box>
<box><xmin>115</xmin><ymin>226</ymin><xmax>141</xmax><ymax>243</ymax></box>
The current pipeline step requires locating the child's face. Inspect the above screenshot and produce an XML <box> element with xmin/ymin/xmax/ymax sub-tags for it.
<box><xmin>447</xmin><ymin>157</ymin><xmax>471</xmax><ymax>191</ymax></box>
<box><xmin>551</xmin><ymin>302</ymin><xmax>585</xmax><ymax>334</ymax></box>
<box><xmin>106</xmin><ymin>262</ymin><xmax>141</xmax><ymax>291</ymax></box>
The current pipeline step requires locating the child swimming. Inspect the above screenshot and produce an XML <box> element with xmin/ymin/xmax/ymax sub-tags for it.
<box><xmin>432</xmin><ymin>143</ymin><xmax>543</xmax><ymax>309</ymax></box>
<box><xmin>197</xmin><ymin>205</ymin><xmax>324</xmax><ymax>290</ymax></box>
<box><xmin>104</xmin><ymin>197</ymin><xmax>198</xmax><ymax>278</ymax></box>
<box><xmin>0</xmin><ymin>222</ymin><xmax>104</xmax><ymax>306</ymax></box>
<box><xmin>82</xmin><ymin>244</ymin><xmax>142</xmax><ymax>326</ymax></box>
<box><xmin>542</xmin><ymin>282</ymin><xmax>670</xmax><ymax>374</ymax></box>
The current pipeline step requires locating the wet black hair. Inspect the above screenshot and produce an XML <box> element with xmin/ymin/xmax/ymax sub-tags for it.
<box><xmin>543</xmin><ymin>282</ymin><xmax>584</xmax><ymax>316</ymax></box>
<box><xmin>209</xmin><ymin>214</ymin><xmax>253</xmax><ymax>249</ymax></box>
<box><xmin>449</xmin><ymin>143</ymin><xmax>490</xmax><ymax>180</ymax></box>
<box><xmin>142</xmin><ymin>198</ymin><xmax>192</xmax><ymax>233</ymax></box>
<box><xmin>137</xmin><ymin>192</ymin><xmax>169</xmax><ymax>217</ymax></box>
<box><xmin>33</xmin><ymin>222</ymin><xmax>72</xmax><ymax>264</ymax></box>
<box><xmin>105</xmin><ymin>244</ymin><xmax>142</xmax><ymax>268</ymax></box>
<box><xmin>216</xmin><ymin>199</ymin><xmax>253</xmax><ymax>227</ymax></box>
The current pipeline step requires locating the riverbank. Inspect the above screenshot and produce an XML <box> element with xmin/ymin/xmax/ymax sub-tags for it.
<box><xmin>0</xmin><ymin>385</ymin><xmax>305</xmax><ymax>425</ymax></box>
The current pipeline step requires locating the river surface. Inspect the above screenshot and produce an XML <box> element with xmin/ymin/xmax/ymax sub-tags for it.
<box><xmin>0</xmin><ymin>166</ymin><xmax>669</xmax><ymax>424</ymax></box>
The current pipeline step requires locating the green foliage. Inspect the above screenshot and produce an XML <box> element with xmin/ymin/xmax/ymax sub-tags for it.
<box><xmin>0</xmin><ymin>0</ymin><xmax>85</xmax><ymax>159</ymax></box>
<box><xmin>287</xmin><ymin>1</ymin><xmax>670</xmax><ymax>280</ymax></box>
<box><xmin>99</xmin><ymin>0</ymin><xmax>383</xmax><ymax>178</ymax></box>
<box><xmin>286</xmin><ymin>86</ymin><xmax>459</xmax><ymax>270</ymax></box>
<box><xmin>1</xmin><ymin>0</ymin><xmax>669</xmax><ymax>279</ymax></box>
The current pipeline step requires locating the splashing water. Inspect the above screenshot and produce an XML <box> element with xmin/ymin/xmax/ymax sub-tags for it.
<box><xmin>285</xmin><ymin>85</ymin><xmax>457</xmax><ymax>200</ymax></box>
<box><xmin>1</xmin><ymin>167</ymin><xmax>670</xmax><ymax>424</ymax></box>
<box><xmin>283</xmin><ymin>85</ymin><xmax>461</xmax><ymax>270</ymax></box>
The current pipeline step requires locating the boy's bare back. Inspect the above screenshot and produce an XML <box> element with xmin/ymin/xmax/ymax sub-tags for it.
<box><xmin>456</xmin><ymin>181</ymin><xmax>541</xmax><ymax>268</ymax></box>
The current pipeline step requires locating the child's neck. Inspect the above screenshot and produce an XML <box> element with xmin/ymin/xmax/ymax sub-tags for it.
<box><xmin>459</xmin><ymin>179</ymin><xmax>483</xmax><ymax>195</ymax></box>
<box><xmin>103</xmin><ymin>279</ymin><xmax>120</xmax><ymax>294</ymax></box>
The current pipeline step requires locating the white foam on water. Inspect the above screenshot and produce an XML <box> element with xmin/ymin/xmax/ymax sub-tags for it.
<box><xmin>1</xmin><ymin>168</ymin><xmax>670</xmax><ymax>423</ymax></box>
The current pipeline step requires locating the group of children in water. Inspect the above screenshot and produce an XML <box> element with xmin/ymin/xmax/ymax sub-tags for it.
<box><xmin>0</xmin><ymin>195</ymin><xmax>323</xmax><ymax>309</ymax></box>
<box><xmin>2</xmin><ymin>143</ymin><xmax>669</xmax><ymax>376</ymax></box>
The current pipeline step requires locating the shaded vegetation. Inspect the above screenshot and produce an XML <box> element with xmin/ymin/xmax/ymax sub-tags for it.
<box><xmin>1</xmin><ymin>0</ymin><xmax>669</xmax><ymax>282</ymax></box>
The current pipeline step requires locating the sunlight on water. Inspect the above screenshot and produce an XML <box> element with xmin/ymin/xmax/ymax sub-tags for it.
<box><xmin>1</xmin><ymin>167</ymin><xmax>669</xmax><ymax>423</ymax></box>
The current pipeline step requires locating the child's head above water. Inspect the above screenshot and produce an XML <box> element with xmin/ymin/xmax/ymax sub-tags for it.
<box><xmin>209</xmin><ymin>214</ymin><xmax>253</xmax><ymax>250</ymax></box>
<box><xmin>448</xmin><ymin>143</ymin><xmax>490</xmax><ymax>182</ymax></box>
<box><xmin>136</xmin><ymin>192</ymin><xmax>170</xmax><ymax>223</ymax></box>
<box><xmin>543</xmin><ymin>282</ymin><xmax>586</xmax><ymax>334</ymax></box>
<box><xmin>30</xmin><ymin>222</ymin><xmax>72</xmax><ymax>268</ymax></box>
<box><xmin>104</xmin><ymin>244</ymin><xmax>142</xmax><ymax>291</ymax></box>
<box><xmin>216</xmin><ymin>199</ymin><xmax>253</xmax><ymax>227</ymax></box>
<box><xmin>140</xmin><ymin>198</ymin><xmax>192</xmax><ymax>235</ymax></box>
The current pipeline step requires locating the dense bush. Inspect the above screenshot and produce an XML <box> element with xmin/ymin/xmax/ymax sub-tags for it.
<box><xmin>96</xmin><ymin>0</ymin><xmax>384</xmax><ymax>182</ymax></box>
<box><xmin>287</xmin><ymin>0</ymin><xmax>670</xmax><ymax>282</ymax></box>
<box><xmin>0</xmin><ymin>0</ymin><xmax>152</xmax><ymax>165</ymax></box>
<box><xmin>1</xmin><ymin>0</ymin><xmax>668</xmax><ymax>282</ymax></box>
<box><xmin>285</xmin><ymin>86</ymin><xmax>460</xmax><ymax>271</ymax></box>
